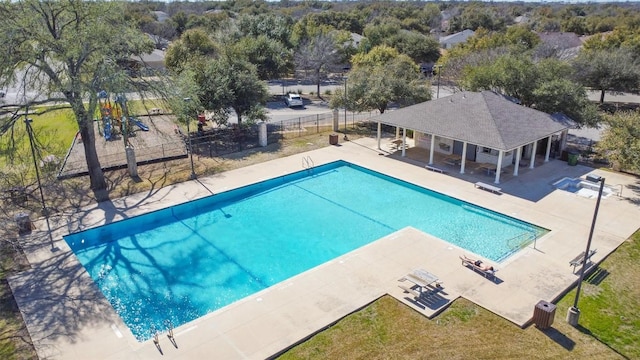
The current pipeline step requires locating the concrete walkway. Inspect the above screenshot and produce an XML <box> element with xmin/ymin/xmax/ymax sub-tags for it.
<box><xmin>9</xmin><ymin>137</ymin><xmax>640</xmax><ymax>359</ymax></box>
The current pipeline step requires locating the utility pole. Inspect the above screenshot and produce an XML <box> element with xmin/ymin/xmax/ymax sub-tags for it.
<box><xmin>435</xmin><ymin>64</ymin><xmax>443</xmax><ymax>99</ymax></box>
<box><xmin>24</xmin><ymin>118</ymin><xmax>48</xmax><ymax>216</ymax></box>
<box><xmin>343</xmin><ymin>76</ymin><xmax>348</xmax><ymax>140</ymax></box>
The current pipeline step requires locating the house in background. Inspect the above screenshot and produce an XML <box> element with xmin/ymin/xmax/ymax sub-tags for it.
<box><xmin>536</xmin><ymin>32</ymin><xmax>585</xmax><ymax>60</ymax></box>
<box><xmin>151</xmin><ymin>10</ymin><xmax>170</xmax><ymax>23</ymax></box>
<box><xmin>439</xmin><ymin>29</ymin><xmax>475</xmax><ymax>49</ymax></box>
<box><xmin>348</xmin><ymin>32</ymin><xmax>364</xmax><ymax>48</ymax></box>
<box><xmin>124</xmin><ymin>49</ymin><xmax>167</xmax><ymax>77</ymax></box>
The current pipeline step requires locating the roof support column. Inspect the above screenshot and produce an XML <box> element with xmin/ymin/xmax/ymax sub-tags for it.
<box><xmin>544</xmin><ymin>135</ymin><xmax>553</xmax><ymax>162</ymax></box>
<box><xmin>513</xmin><ymin>146</ymin><xmax>521</xmax><ymax>176</ymax></box>
<box><xmin>460</xmin><ymin>142</ymin><xmax>467</xmax><ymax>174</ymax></box>
<box><xmin>494</xmin><ymin>150</ymin><xmax>503</xmax><ymax>184</ymax></box>
<box><xmin>401</xmin><ymin>128</ymin><xmax>407</xmax><ymax>157</ymax></box>
<box><xmin>529</xmin><ymin>141</ymin><xmax>538</xmax><ymax>169</ymax></box>
<box><xmin>396</xmin><ymin>126</ymin><xmax>400</xmax><ymax>139</ymax></box>
<box><xmin>428</xmin><ymin>134</ymin><xmax>435</xmax><ymax>165</ymax></box>
<box><xmin>560</xmin><ymin>129</ymin><xmax>568</xmax><ymax>151</ymax></box>
<box><xmin>376</xmin><ymin>122</ymin><xmax>382</xmax><ymax>149</ymax></box>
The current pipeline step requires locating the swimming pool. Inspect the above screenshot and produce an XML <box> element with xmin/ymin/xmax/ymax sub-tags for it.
<box><xmin>65</xmin><ymin>160</ymin><xmax>547</xmax><ymax>341</ymax></box>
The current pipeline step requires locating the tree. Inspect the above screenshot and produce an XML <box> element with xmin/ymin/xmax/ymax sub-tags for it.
<box><xmin>289</xmin><ymin>15</ymin><xmax>334</xmax><ymax>48</ymax></box>
<box><xmin>172</xmin><ymin>11</ymin><xmax>189</xmax><ymax>37</ymax></box>
<box><xmin>233</xmin><ymin>36</ymin><xmax>291</xmax><ymax>80</ymax></box>
<box><xmin>236</xmin><ymin>13</ymin><xmax>293</xmax><ymax>47</ymax></box>
<box><xmin>333</xmin><ymin>45</ymin><xmax>430</xmax><ymax>114</ymax></box>
<box><xmin>191</xmin><ymin>56</ymin><xmax>268</xmax><ymax>126</ymax></box>
<box><xmin>572</xmin><ymin>48</ymin><xmax>640</xmax><ymax>104</ymax></box>
<box><xmin>533</xmin><ymin>79</ymin><xmax>600</xmax><ymax>128</ymax></box>
<box><xmin>582</xmin><ymin>27</ymin><xmax>640</xmax><ymax>58</ymax></box>
<box><xmin>379</xmin><ymin>30</ymin><xmax>440</xmax><ymax>65</ymax></box>
<box><xmin>0</xmin><ymin>1</ymin><xmax>155</xmax><ymax>201</ymax></box>
<box><xmin>448</xmin><ymin>4</ymin><xmax>506</xmax><ymax>33</ymax></box>
<box><xmin>596</xmin><ymin>111</ymin><xmax>640</xmax><ymax>173</ymax></box>
<box><xmin>165</xmin><ymin>28</ymin><xmax>217</xmax><ymax>74</ymax></box>
<box><xmin>295</xmin><ymin>34</ymin><xmax>340</xmax><ymax>98</ymax></box>
<box><xmin>461</xmin><ymin>55</ymin><xmax>600</xmax><ymax>126</ymax></box>
<box><xmin>362</xmin><ymin>22</ymin><xmax>402</xmax><ymax>49</ymax></box>
<box><xmin>462</xmin><ymin>55</ymin><xmax>539</xmax><ymax>105</ymax></box>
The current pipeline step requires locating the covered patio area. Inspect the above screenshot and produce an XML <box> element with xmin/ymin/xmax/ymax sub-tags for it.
<box><xmin>372</xmin><ymin>90</ymin><xmax>576</xmax><ymax>184</ymax></box>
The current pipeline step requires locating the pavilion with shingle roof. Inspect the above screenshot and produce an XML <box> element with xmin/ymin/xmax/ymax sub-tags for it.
<box><xmin>370</xmin><ymin>90</ymin><xmax>576</xmax><ymax>184</ymax></box>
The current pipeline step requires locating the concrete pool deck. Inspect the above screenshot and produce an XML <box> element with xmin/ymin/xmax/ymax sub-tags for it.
<box><xmin>9</xmin><ymin>137</ymin><xmax>640</xmax><ymax>359</ymax></box>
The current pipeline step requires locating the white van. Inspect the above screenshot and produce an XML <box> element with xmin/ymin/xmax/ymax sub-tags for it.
<box><xmin>285</xmin><ymin>93</ymin><xmax>303</xmax><ymax>108</ymax></box>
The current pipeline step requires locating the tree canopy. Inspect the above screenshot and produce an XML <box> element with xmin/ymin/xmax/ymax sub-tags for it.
<box><xmin>333</xmin><ymin>45</ymin><xmax>430</xmax><ymax>114</ymax></box>
<box><xmin>295</xmin><ymin>34</ymin><xmax>341</xmax><ymax>97</ymax></box>
<box><xmin>0</xmin><ymin>0</ymin><xmax>157</xmax><ymax>201</ymax></box>
<box><xmin>572</xmin><ymin>48</ymin><xmax>640</xmax><ymax>104</ymax></box>
<box><xmin>461</xmin><ymin>54</ymin><xmax>600</xmax><ymax>126</ymax></box>
<box><xmin>596</xmin><ymin>111</ymin><xmax>640</xmax><ymax>174</ymax></box>
<box><xmin>189</xmin><ymin>54</ymin><xmax>268</xmax><ymax>126</ymax></box>
<box><xmin>165</xmin><ymin>28</ymin><xmax>217</xmax><ymax>73</ymax></box>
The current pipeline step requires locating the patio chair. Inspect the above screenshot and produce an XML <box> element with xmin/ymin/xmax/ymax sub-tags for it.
<box><xmin>460</xmin><ymin>255</ymin><xmax>497</xmax><ymax>280</ymax></box>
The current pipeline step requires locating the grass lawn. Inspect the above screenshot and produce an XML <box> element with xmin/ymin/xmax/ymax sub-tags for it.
<box><xmin>276</xmin><ymin>231</ymin><xmax>640</xmax><ymax>360</ymax></box>
<box><xmin>0</xmin><ymin>99</ymin><xmax>173</xmax><ymax>171</ymax></box>
<box><xmin>557</xmin><ymin>231</ymin><xmax>640</xmax><ymax>358</ymax></box>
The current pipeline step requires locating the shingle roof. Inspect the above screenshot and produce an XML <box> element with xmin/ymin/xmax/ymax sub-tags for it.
<box><xmin>370</xmin><ymin>90</ymin><xmax>575</xmax><ymax>151</ymax></box>
<box><xmin>537</xmin><ymin>32</ymin><xmax>583</xmax><ymax>50</ymax></box>
<box><xmin>439</xmin><ymin>29</ymin><xmax>475</xmax><ymax>45</ymax></box>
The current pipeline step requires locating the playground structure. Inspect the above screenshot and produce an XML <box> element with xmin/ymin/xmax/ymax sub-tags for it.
<box><xmin>97</xmin><ymin>91</ymin><xmax>149</xmax><ymax>142</ymax></box>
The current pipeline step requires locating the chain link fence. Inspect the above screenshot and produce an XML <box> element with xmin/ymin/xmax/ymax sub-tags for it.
<box><xmin>189</xmin><ymin>110</ymin><xmax>383</xmax><ymax>156</ymax></box>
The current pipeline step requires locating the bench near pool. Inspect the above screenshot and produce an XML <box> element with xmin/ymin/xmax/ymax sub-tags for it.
<box><xmin>474</xmin><ymin>182</ymin><xmax>502</xmax><ymax>194</ymax></box>
<box><xmin>570</xmin><ymin>249</ymin><xmax>597</xmax><ymax>273</ymax></box>
<box><xmin>425</xmin><ymin>165</ymin><xmax>447</xmax><ymax>174</ymax></box>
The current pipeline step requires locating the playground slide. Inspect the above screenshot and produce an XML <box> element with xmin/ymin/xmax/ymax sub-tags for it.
<box><xmin>104</xmin><ymin>121</ymin><xmax>112</xmax><ymax>140</ymax></box>
<box><xmin>131</xmin><ymin>118</ymin><xmax>149</xmax><ymax>131</ymax></box>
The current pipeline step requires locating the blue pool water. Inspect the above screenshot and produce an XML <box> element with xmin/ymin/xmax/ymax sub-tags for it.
<box><xmin>65</xmin><ymin>161</ymin><xmax>547</xmax><ymax>341</ymax></box>
<box><xmin>553</xmin><ymin>177</ymin><xmax>582</xmax><ymax>193</ymax></box>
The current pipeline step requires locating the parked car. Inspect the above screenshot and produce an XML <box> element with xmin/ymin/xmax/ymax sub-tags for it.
<box><xmin>285</xmin><ymin>93</ymin><xmax>303</xmax><ymax>108</ymax></box>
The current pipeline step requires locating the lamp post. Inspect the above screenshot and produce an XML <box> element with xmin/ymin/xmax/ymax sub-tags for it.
<box><xmin>343</xmin><ymin>76</ymin><xmax>348</xmax><ymax>140</ymax></box>
<box><xmin>567</xmin><ymin>175</ymin><xmax>605</xmax><ymax>326</ymax></box>
<box><xmin>434</xmin><ymin>64</ymin><xmax>443</xmax><ymax>99</ymax></box>
<box><xmin>24</xmin><ymin>118</ymin><xmax>48</xmax><ymax>216</ymax></box>
<box><xmin>183</xmin><ymin>98</ymin><xmax>197</xmax><ymax>180</ymax></box>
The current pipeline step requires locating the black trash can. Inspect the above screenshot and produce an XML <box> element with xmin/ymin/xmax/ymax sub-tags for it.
<box><xmin>533</xmin><ymin>300</ymin><xmax>556</xmax><ymax>329</ymax></box>
<box><xmin>15</xmin><ymin>212</ymin><xmax>32</xmax><ymax>235</ymax></box>
<box><xmin>329</xmin><ymin>134</ymin><xmax>339</xmax><ymax>145</ymax></box>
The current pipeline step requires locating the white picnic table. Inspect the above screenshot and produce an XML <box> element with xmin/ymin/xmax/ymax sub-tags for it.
<box><xmin>404</xmin><ymin>269</ymin><xmax>440</xmax><ymax>290</ymax></box>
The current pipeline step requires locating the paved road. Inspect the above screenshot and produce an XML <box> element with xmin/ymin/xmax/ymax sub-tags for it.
<box><xmin>268</xmin><ymin>81</ymin><xmax>456</xmax><ymax>99</ymax></box>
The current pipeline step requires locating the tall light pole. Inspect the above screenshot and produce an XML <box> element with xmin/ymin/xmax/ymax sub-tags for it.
<box><xmin>435</xmin><ymin>64</ymin><xmax>443</xmax><ymax>99</ymax></box>
<box><xmin>567</xmin><ymin>175</ymin><xmax>605</xmax><ymax>326</ymax></box>
<box><xmin>183</xmin><ymin>98</ymin><xmax>197</xmax><ymax>180</ymax></box>
<box><xmin>24</xmin><ymin>118</ymin><xmax>48</xmax><ymax>216</ymax></box>
<box><xmin>343</xmin><ymin>75</ymin><xmax>348</xmax><ymax>140</ymax></box>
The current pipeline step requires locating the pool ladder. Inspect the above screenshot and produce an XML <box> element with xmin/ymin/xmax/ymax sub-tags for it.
<box><xmin>302</xmin><ymin>156</ymin><xmax>314</xmax><ymax>171</ymax></box>
<box><xmin>151</xmin><ymin>319</ymin><xmax>177</xmax><ymax>353</ymax></box>
<box><xmin>507</xmin><ymin>230</ymin><xmax>538</xmax><ymax>251</ymax></box>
